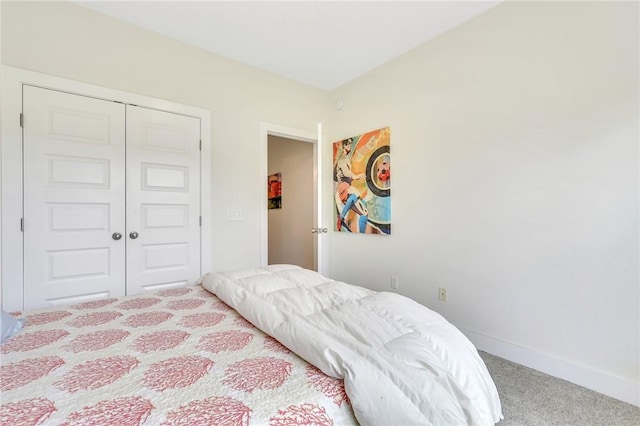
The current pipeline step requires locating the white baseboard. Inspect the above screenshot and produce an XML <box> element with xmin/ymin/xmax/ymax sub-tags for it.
<box><xmin>461</xmin><ymin>327</ymin><xmax>639</xmax><ymax>407</ymax></box>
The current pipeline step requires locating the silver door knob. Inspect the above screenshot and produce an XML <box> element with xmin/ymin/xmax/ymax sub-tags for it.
<box><xmin>319</xmin><ymin>227</ymin><xmax>328</xmax><ymax>234</ymax></box>
<box><xmin>112</xmin><ymin>232</ymin><xmax>122</xmax><ymax>240</ymax></box>
<box><xmin>129</xmin><ymin>231</ymin><xmax>139</xmax><ymax>239</ymax></box>
<box><xmin>311</xmin><ymin>228</ymin><xmax>318</xmax><ymax>233</ymax></box>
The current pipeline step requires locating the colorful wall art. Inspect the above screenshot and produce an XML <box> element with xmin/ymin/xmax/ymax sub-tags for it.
<box><xmin>333</xmin><ymin>127</ymin><xmax>390</xmax><ymax>234</ymax></box>
<box><xmin>268</xmin><ymin>173</ymin><xmax>282</xmax><ymax>209</ymax></box>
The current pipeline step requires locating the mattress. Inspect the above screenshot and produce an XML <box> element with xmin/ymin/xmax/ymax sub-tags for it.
<box><xmin>0</xmin><ymin>285</ymin><xmax>357</xmax><ymax>425</ymax></box>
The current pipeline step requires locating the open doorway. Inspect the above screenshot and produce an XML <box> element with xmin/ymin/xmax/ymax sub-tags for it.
<box><xmin>267</xmin><ymin>136</ymin><xmax>314</xmax><ymax>270</ymax></box>
<box><xmin>260</xmin><ymin>122</ymin><xmax>323</xmax><ymax>273</ymax></box>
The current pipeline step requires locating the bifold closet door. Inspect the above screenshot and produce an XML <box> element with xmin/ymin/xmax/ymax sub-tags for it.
<box><xmin>125</xmin><ymin>106</ymin><xmax>201</xmax><ymax>294</ymax></box>
<box><xmin>23</xmin><ymin>86</ymin><xmax>127</xmax><ymax>310</ymax></box>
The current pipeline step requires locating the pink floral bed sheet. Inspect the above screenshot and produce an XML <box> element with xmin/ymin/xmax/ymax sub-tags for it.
<box><xmin>0</xmin><ymin>286</ymin><xmax>357</xmax><ymax>426</ymax></box>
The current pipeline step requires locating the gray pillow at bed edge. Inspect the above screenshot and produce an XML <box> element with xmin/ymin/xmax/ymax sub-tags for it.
<box><xmin>1</xmin><ymin>309</ymin><xmax>25</xmax><ymax>343</ymax></box>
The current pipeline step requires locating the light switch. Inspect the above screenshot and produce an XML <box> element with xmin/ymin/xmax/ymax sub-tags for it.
<box><xmin>226</xmin><ymin>209</ymin><xmax>243</xmax><ymax>221</ymax></box>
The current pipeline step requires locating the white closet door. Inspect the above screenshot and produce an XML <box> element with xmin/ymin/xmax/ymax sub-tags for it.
<box><xmin>125</xmin><ymin>106</ymin><xmax>201</xmax><ymax>294</ymax></box>
<box><xmin>23</xmin><ymin>86</ymin><xmax>127</xmax><ymax>310</ymax></box>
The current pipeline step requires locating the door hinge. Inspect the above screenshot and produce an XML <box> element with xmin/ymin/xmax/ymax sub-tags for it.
<box><xmin>19</xmin><ymin>113</ymin><xmax>24</xmax><ymax>128</ymax></box>
<box><xmin>20</xmin><ymin>218</ymin><xmax>24</xmax><ymax>232</ymax></box>
<box><xmin>199</xmin><ymin>216</ymin><xmax>202</xmax><ymax>226</ymax></box>
<box><xmin>199</xmin><ymin>140</ymin><xmax>202</xmax><ymax>151</ymax></box>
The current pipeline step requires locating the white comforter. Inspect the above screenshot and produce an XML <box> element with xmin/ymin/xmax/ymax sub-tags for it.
<box><xmin>201</xmin><ymin>264</ymin><xmax>503</xmax><ymax>425</ymax></box>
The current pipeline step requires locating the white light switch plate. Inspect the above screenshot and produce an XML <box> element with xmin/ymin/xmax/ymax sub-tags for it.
<box><xmin>226</xmin><ymin>209</ymin><xmax>243</xmax><ymax>221</ymax></box>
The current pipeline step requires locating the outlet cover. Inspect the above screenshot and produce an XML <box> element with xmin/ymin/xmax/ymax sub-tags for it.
<box><xmin>438</xmin><ymin>287</ymin><xmax>447</xmax><ymax>302</ymax></box>
<box><xmin>391</xmin><ymin>276</ymin><xmax>399</xmax><ymax>289</ymax></box>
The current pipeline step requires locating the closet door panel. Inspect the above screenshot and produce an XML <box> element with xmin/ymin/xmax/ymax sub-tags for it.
<box><xmin>126</xmin><ymin>106</ymin><xmax>201</xmax><ymax>293</ymax></box>
<box><xmin>23</xmin><ymin>86</ymin><xmax>127</xmax><ymax>310</ymax></box>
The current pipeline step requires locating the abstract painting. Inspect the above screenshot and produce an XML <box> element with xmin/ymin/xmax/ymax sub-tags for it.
<box><xmin>333</xmin><ymin>127</ymin><xmax>390</xmax><ymax>234</ymax></box>
<box><xmin>268</xmin><ymin>173</ymin><xmax>282</xmax><ymax>209</ymax></box>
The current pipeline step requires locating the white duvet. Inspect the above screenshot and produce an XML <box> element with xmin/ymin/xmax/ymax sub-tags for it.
<box><xmin>201</xmin><ymin>264</ymin><xmax>503</xmax><ymax>425</ymax></box>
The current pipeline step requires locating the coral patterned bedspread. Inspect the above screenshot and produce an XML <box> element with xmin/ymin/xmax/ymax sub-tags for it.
<box><xmin>0</xmin><ymin>286</ymin><xmax>357</xmax><ymax>426</ymax></box>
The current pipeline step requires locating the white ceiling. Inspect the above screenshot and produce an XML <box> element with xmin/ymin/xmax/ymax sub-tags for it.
<box><xmin>74</xmin><ymin>1</ymin><xmax>501</xmax><ymax>91</ymax></box>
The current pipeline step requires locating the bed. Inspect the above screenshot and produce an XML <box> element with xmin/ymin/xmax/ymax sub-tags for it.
<box><xmin>0</xmin><ymin>280</ymin><xmax>357</xmax><ymax>425</ymax></box>
<box><xmin>1</xmin><ymin>265</ymin><xmax>502</xmax><ymax>425</ymax></box>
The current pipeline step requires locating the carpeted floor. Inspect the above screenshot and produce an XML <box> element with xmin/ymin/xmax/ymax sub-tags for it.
<box><xmin>479</xmin><ymin>351</ymin><xmax>640</xmax><ymax>425</ymax></box>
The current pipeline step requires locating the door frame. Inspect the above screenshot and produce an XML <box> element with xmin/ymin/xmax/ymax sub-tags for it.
<box><xmin>260</xmin><ymin>122</ymin><xmax>326</xmax><ymax>274</ymax></box>
<box><xmin>0</xmin><ymin>65</ymin><xmax>212</xmax><ymax>311</ymax></box>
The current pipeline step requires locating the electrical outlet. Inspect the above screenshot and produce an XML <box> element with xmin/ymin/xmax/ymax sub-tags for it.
<box><xmin>438</xmin><ymin>287</ymin><xmax>447</xmax><ymax>302</ymax></box>
<box><xmin>390</xmin><ymin>276</ymin><xmax>399</xmax><ymax>289</ymax></box>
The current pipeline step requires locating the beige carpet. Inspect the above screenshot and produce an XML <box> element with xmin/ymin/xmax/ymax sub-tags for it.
<box><xmin>480</xmin><ymin>351</ymin><xmax>639</xmax><ymax>425</ymax></box>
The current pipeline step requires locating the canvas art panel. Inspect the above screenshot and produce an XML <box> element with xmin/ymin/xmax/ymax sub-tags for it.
<box><xmin>333</xmin><ymin>127</ymin><xmax>390</xmax><ymax>234</ymax></box>
<box><xmin>268</xmin><ymin>173</ymin><xmax>282</xmax><ymax>209</ymax></box>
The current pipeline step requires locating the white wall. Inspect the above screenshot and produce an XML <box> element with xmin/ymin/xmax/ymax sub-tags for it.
<box><xmin>268</xmin><ymin>136</ymin><xmax>314</xmax><ymax>269</ymax></box>
<box><xmin>326</xmin><ymin>1</ymin><xmax>639</xmax><ymax>405</ymax></box>
<box><xmin>0</xmin><ymin>1</ymin><xmax>329</xmax><ymax>272</ymax></box>
<box><xmin>0</xmin><ymin>0</ymin><xmax>3</xmax><ymax>303</ymax></box>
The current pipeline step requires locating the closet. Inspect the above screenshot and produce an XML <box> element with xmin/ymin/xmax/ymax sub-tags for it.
<box><xmin>21</xmin><ymin>85</ymin><xmax>201</xmax><ymax>310</ymax></box>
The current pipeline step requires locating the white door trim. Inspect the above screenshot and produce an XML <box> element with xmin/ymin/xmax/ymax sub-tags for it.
<box><xmin>0</xmin><ymin>65</ymin><xmax>212</xmax><ymax>311</ymax></box>
<box><xmin>259</xmin><ymin>122</ymin><xmax>326</xmax><ymax>274</ymax></box>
